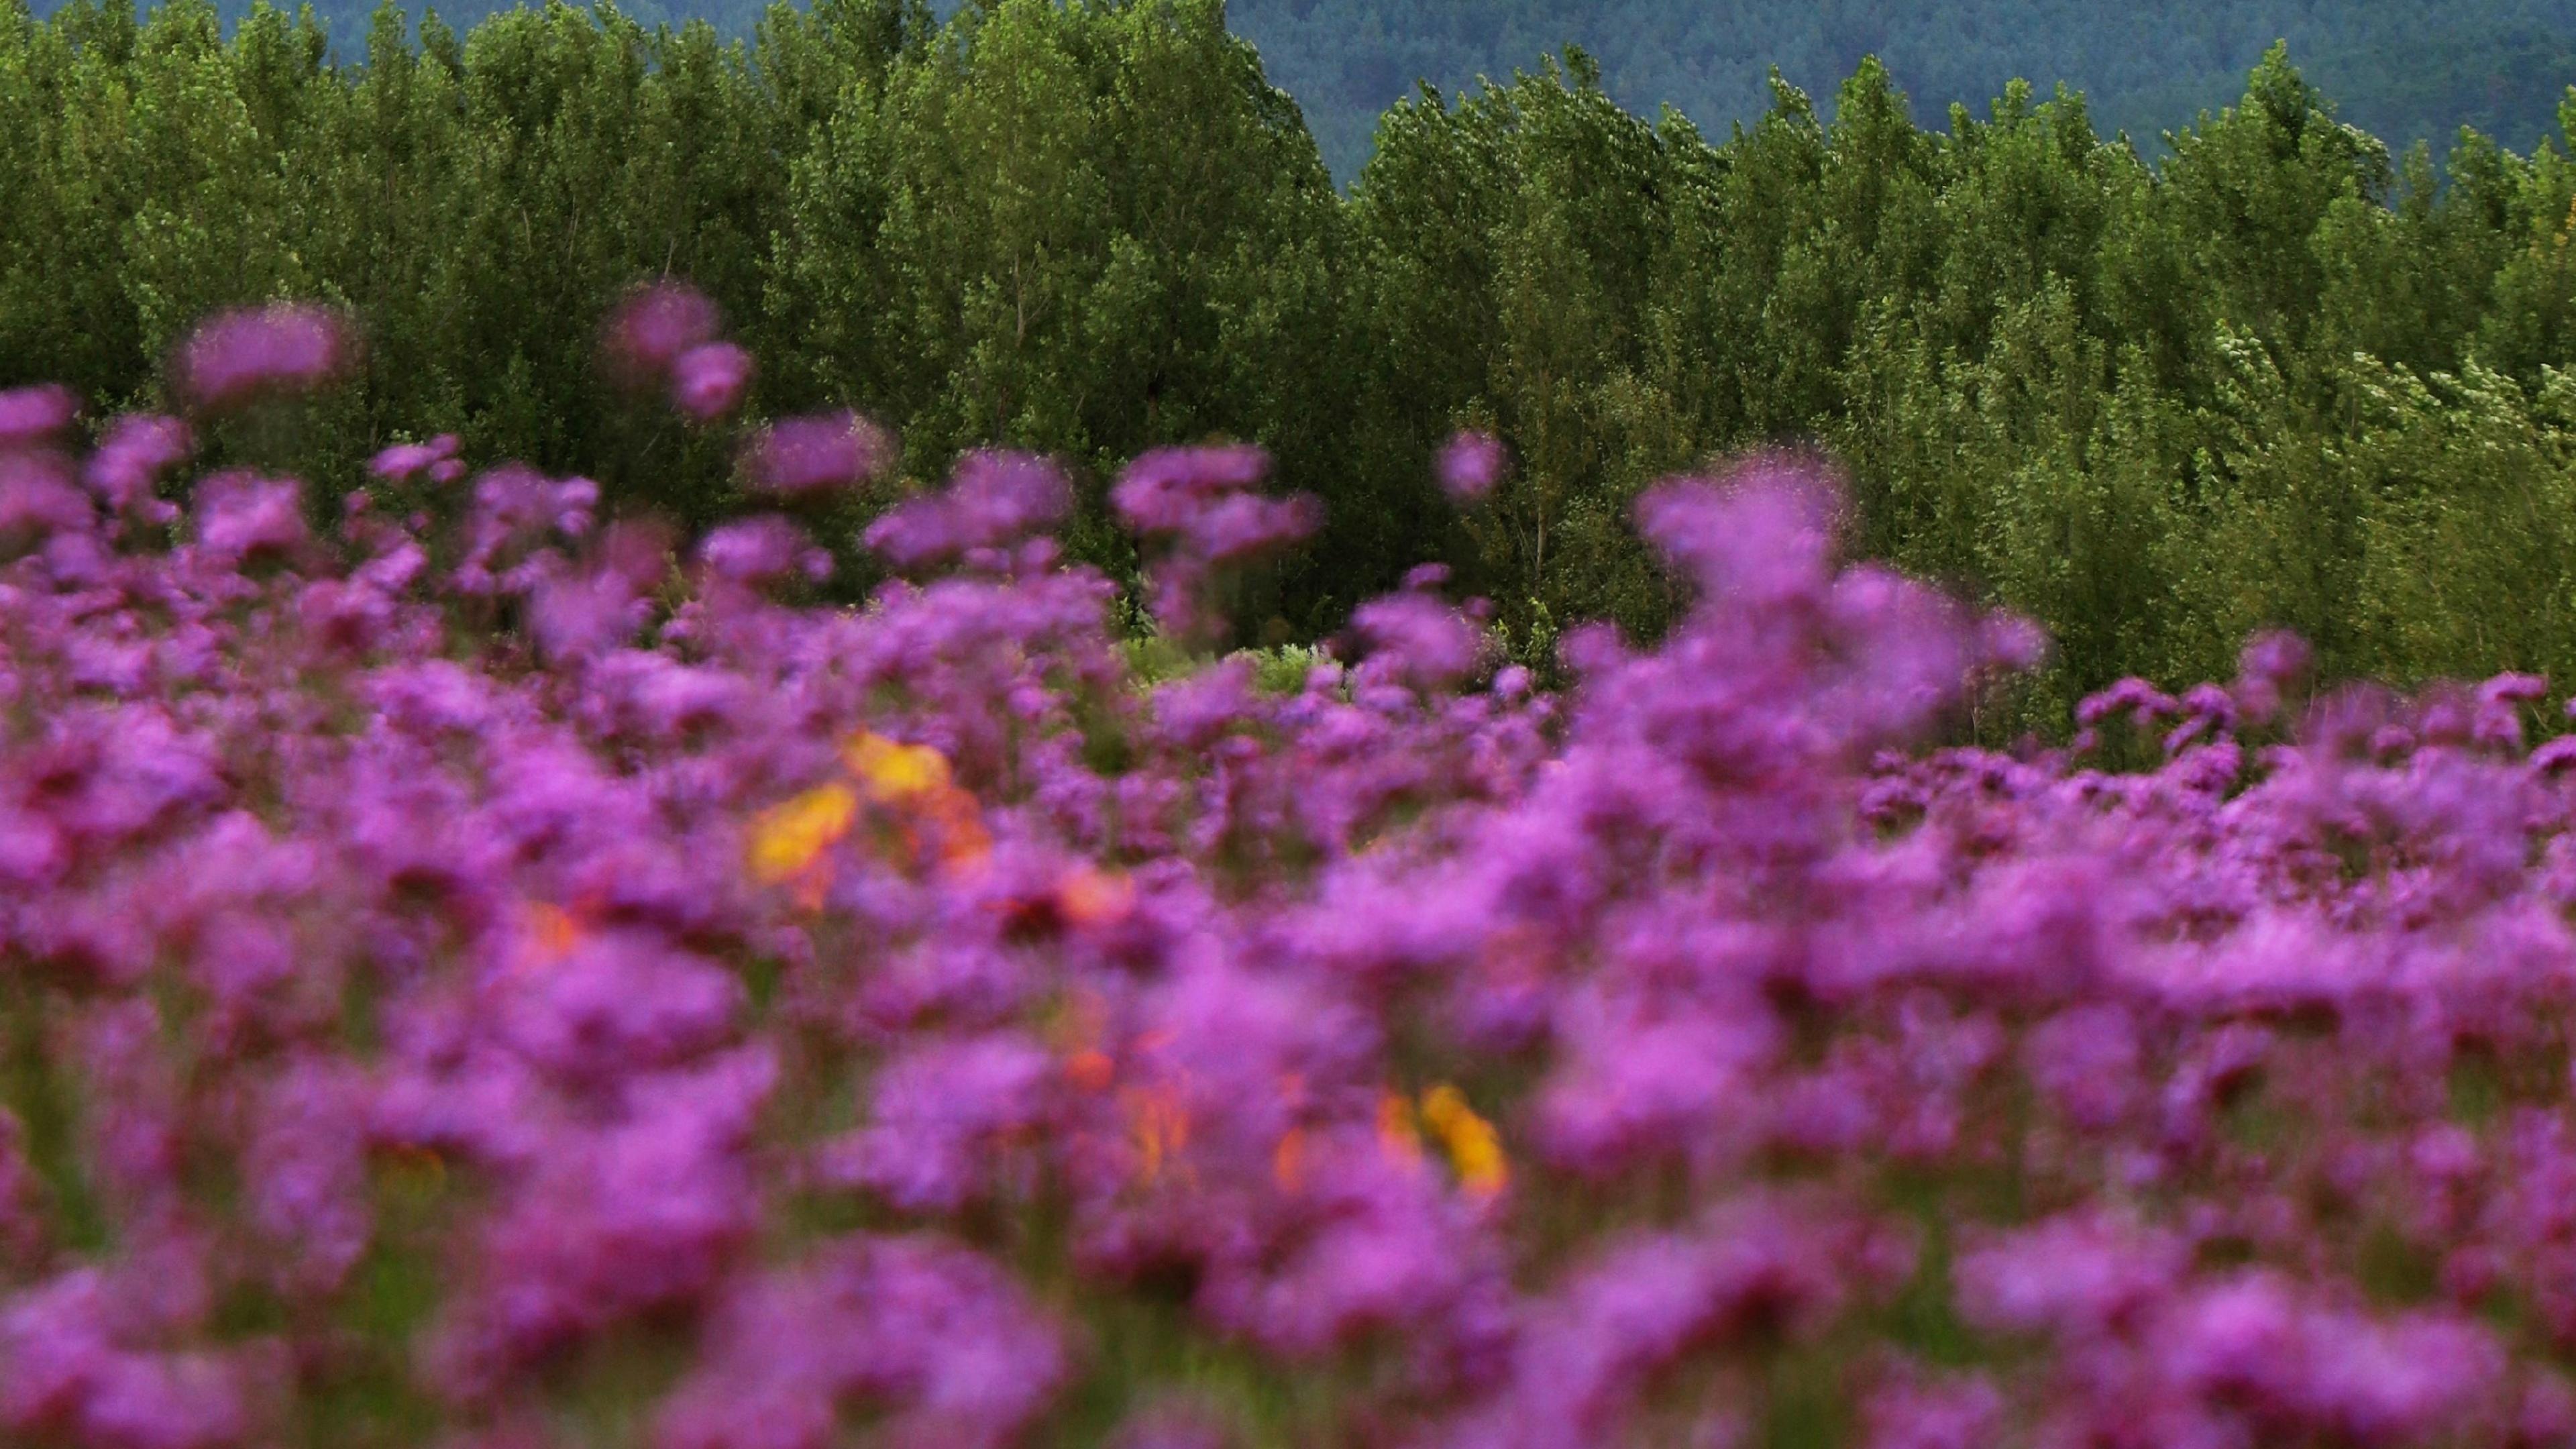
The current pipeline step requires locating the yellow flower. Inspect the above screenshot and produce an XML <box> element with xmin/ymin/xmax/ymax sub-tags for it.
<box><xmin>746</xmin><ymin>782</ymin><xmax>859</xmax><ymax>885</ymax></box>
<box><xmin>1420</xmin><ymin>1083</ymin><xmax>1508</xmax><ymax>1197</ymax></box>
<box><xmin>843</xmin><ymin>731</ymin><xmax>953</xmax><ymax>803</ymax></box>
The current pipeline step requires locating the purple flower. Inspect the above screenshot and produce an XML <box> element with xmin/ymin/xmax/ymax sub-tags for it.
<box><xmin>1860</xmin><ymin>1371</ymin><xmax>2003</xmax><ymax>1449</ymax></box>
<box><xmin>370</xmin><ymin>433</ymin><xmax>463</xmax><ymax>484</ymax></box>
<box><xmin>175</xmin><ymin>304</ymin><xmax>349</xmax><ymax>409</ymax></box>
<box><xmin>671</xmin><ymin>343</ymin><xmax>753</xmax><ymax>421</ymax></box>
<box><xmin>820</xmin><ymin>1032</ymin><xmax>1055</xmax><ymax>1213</ymax></box>
<box><xmin>492</xmin><ymin>928</ymin><xmax>743</xmax><ymax>1087</ymax></box>
<box><xmin>427</xmin><ymin>1063</ymin><xmax>773</xmax><ymax>1397</ymax></box>
<box><xmin>527</xmin><ymin>521</ymin><xmax>673</xmax><ymax>661</ymax></box>
<box><xmin>864</xmin><ymin>450</ymin><xmax>1073</xmax><ymax>572</ymax></box>
<box><xmin>698</xmin><ymin>515</ymin><xmax>828</xmax><ymax>586</ymax></box>
<box><xmin>1351</xmin><ymin>592</ymin><xmax>1486</xmax><ymax>691</ymax></box>
<box><xmin>1437</xmin><ymin>430</ymin><xmax>1507</xmax><ymax>504</ymax></box>
<box><xmin>606</xmin><ymin>282</ymin><xmax>720</xmax><ymax>378</ymax></box>
<box><xmin>1111</xmin><ymin>445</ymin><xmax>1273</xmax><ymax>534</ymax></box>
<box><xmin>1110</xmin><ymin>445</ymin><xmax>1317</xmax><ymax>640</ymax></box>
<box><xmin>655</xmin><ymin>1236</ymin><xmax>1068</xmax><ymax>1449</ymax></box>
<box><xmin>1956</xmin><ymin>1212</ymin><xmax>2186</xmax><ymax>1338</ymax></box>
<box><xmin>741</xmin><ymin>411</ymin><xmax>896</xmax><ymax>498</ymax></box>
<box><xmin>0</xmin><ymin>450</ymin><xmax>93</xmax><ymax>539</ymax></box>
<box><xmin>2231</xmin><ymin>629</ymin><xmax>2314</xmax><ymax>724</ymax></box>
<box><xmin>0</xmin><ymin>1270</ymin><xmax>256</xmax><ymax>1449</ymax></box>
<box><xmin>190</xmin><ymin>472</ymin><xmax>309</xmax><ymax>568</ymax></box>
<box><xmin>84</xmin><ymin>416</ymin><xmax>191</xmax><ymax>515</ymax></box>
<box><xmin>0</xmin><ymin>385</ymin><xmax>78</xmax><ymax>451</ymax></box>
<box><xmin>242</xmin><ymin>1059</ymin><xmax>373</xmax><ymax>1296</ymax></box>
<box><xmin>1634</xmin><ymin>461</ymin><xmax>1838</xmax><ymax>609</ymax></box>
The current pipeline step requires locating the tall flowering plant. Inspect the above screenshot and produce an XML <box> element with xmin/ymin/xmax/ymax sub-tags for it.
<box><xmin>2</xmin><ymin>294</ymin><xmax>2575</xmax><ymax>1448</ymax></box>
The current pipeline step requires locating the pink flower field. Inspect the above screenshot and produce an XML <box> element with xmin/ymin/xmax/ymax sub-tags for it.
<box><xmin>6</xmin><ymin>299</ymin><xmax>2576</xmax><ymax>1448</ymax></box>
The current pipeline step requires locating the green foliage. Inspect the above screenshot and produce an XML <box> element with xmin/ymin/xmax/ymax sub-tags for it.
<box><xmin>9</xmin><ymin>2</ymin><xmax>2576</xmax><ymax>723</ymax></box>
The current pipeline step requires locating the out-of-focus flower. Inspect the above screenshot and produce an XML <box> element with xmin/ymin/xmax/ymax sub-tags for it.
<box><xmin>0</xmin><ymin>450</ymin><xmax>91</xmax><ymax>541</ymax></box>
<box><xmin>655</xmin><ymin>1236</ymin><xmax>1068</xmax><ymax>1449</ymax></box>
<box><xmin>83</xmin><ymin>416</ymin><xmax>190</xmax><ymax>517</ymax></box>
<box><xmin>14</xmin><ymin>309</ymin><xmax>2576</xmax><ymax>1449</ymax></box>
<box><xmin>1437</xmin><ymin>429</ymin><xmax>1507</xmax><ymax>504</ymax></box>
<box><xmin>821</xmin><ymin>1032</ymin><xmax>1056</xmax><ymax>1212</ymax></box>
<box><xmin>191</xmin><ymin>472</ymin><xmax>309</xmax><ymax>567</ymax></box>
<box><xmin>697</xmin><ymin>515</ymin><xmax>830</xmax><ymax>587</ymax></box>
<box><xmin>370</xmin><ymin>433</ymin><xmax>464</xmax><ymax>485</ymax></box>
<box><xmin>0</xmin><ymin>385</ymin><xmax>78</xmax><ymax>451</ymax></box>
<box><xmin>671</xmin><ymin>343</ymin><xmax>752</xmax><ymax>422</ymax></box>
<box><xmin>1111</xmin><ymin>445</ymin><xmax>1318</xmax><ymax>641</ymax></box>
<box><xmin>741</xmin><ymin>411</ymin><xmax>895</xmax><ymax>499</ymax></box>
<box><xmin>747</xmin><ymin>783</ymin><xmax>858</xmax><ymax>888</ymax></box>
<box><xmin>863</xmin><ymin>451</ymin><xmax>1067</xmax><ymax>568</ymax></box>
<box><xmin>605</xmin><ymin>282</ymin><xmax>719</xmax><ymax>380</ymax></box>
<box><xmin>176</xmin><ymin>304</ymin><xmax>350</xmax><ymax>409</ymax></box>
<box><xmin>1419</xmin><ymin>1083</ymin><xmax>1507</xmax><ymax>1197</ymax></box>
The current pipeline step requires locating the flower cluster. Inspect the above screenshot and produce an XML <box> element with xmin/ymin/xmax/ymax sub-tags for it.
<box><xmin>6</xmin><ymin>302</ymin><xmax>2576</xmax><ymax>1448</ymax></box>
<box><xmin>604</xmin><ymin>282</ymin><xmax>753</xmax><ymax>423</ymax></box>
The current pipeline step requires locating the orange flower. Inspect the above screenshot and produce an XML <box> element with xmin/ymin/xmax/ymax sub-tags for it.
<box><xmin>1056</xmin><ymin>864</ymin><xmax>1135</xmax><ymax>927</ymax></box>
<box><xmin>519</xmin><ymin>900</ymin><xmax>585</xmax><ymax>970</ymax></box>
<box><xmin>1273</xmin><ymin>1126</ymin><xmax>1309</xmax><ymax>1192</ymax></box>
<box><xmin>1377</xmin><ymin>1090</ymin><xmax>1425</xmax><ymax>1167</ymax></box>
<box><xmin>1420</xmin><ymin>1083</ymin><xmax>1508</xmax><ymax>1197</ymax></box>
<box><xmin>919</xmin><ymin>785</ymin><xmax>991</xmax><ymax>873</ymax></box>
<box><xmin>1123</xmin><ymin>1084</ymin><xmax>1191</xmax><ymax>1186</ymax></box>
<box><xmin>1064</xmin><ymin>1049</ymin><xmax>1115</xmax><ymax>1092</ymax></box>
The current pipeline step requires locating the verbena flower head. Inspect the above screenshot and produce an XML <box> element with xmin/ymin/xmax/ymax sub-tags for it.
<box><xmin>175</xmin><ymin>304</ymin><xmax>350</xmax><ymax>410</ymax></box>
<box><xmin>741</xmin><ymin>411</ymin><xmax>896</xmax><ymax>499</ymax></box>
<box><xmin>671</xmin><ymin>343</ymin><xmax>753</xmax><ymax>422</ymax></box>
<box><xmin>606</xmin><ymin>281</ymin><xmax>720</xmax><ymax>380</ymax></box>
<box><xmin>1437</xmin><ymin>429</ymin><xmax>1507</xmax><ymax>504</ymax></box>
<box><xmin>1112</xmin><ymin>444</ymin><xmax>1318</xmax><ymax>641</ymax></box>
<box><xmin>0</xmin><ymin>385</ymin><xmax>78</xmax><ymax>451</ymax></box>
<box><xmin>370</xmin><ymin>433</ymin><xmax>464</xmax><ymax>486</ymax></box>
<box><xmin>863</xmin><ymin>449</ymin><xmax>1069</xmax><ymax>571</ymax></box>
<box><xmin>84</xmin><ymin>415</ymin><xmax>191</xmax><ymax>517</ymax></box>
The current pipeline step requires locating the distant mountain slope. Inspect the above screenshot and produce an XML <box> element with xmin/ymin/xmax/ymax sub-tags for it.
<box><xmin>35</xmin><ymin>0</ymin><xmax>2576</xmax><ymax>179</ymax></box>
<box><xmin>1218</xmin><ymin>0</ymin><xmax>2576</xmax><ymax>178</ymax></box>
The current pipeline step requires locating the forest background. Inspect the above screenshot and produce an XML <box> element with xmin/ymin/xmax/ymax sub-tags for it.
<box><xmin>9</xmin><ymin>0</ymin><xmax>2576</xmax><ymax>729</ymax></box>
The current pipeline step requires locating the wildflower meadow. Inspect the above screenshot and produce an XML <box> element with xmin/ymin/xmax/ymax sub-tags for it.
<box><xmin>8</xmin><ymin>294</ymin><xmax>2576</xmax><ymax>1449</ymax></box>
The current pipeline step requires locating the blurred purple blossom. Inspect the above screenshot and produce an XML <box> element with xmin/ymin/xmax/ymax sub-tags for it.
<box><xmin>0</xmin><ymin>385</ymin><xmax>79</xmax><ymax>450</ymax></box>
<box><xmin>370</xmin><ymin>433</ymin><xmax>464</xmax><ymax>485</ymax></box>
<box><xmin>671</xmin><ymin>343</ymin><xmax>753</xmax><ymax>422</ymax></box>
<box><xmin>606</xmin><ymin>282</ymin><xmax>720</xmax><ymax>379</ymax></box>
<box><xmin>84</xmin><ymin>416</ymin><xmax>191</xmax><ymax>517</ymax></box>
<box><xmin>1437</xmin><ymin>429</ymin><xmax>1507</xmax><ymax>504</ymax></box>
<box><xmin>175</xmin><ymin>304</ymin><xmax>350</xmax><ymax>410</ymax></box>
<box><xmin>865</xmin><ymin>450</ymin><xmax>1070</xmax><ymax>570</ymax></box>
<box><xmin>741</xmin><ymin>410</ymin><xmax>896</xmax><ymax>498</ymax></box>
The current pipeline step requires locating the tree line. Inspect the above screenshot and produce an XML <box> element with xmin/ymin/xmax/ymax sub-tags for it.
<box><xmin>8</xmin><ymin>0</ymin><xmax>2576</xmax><ymax>721</ymax></box>
<box><xmin>1216</xmin><ymin>0</ymin><xmax>2576</xmax><ymax>182</ymax></box>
